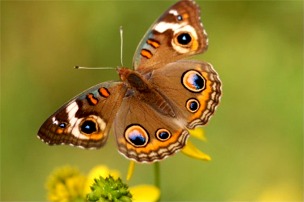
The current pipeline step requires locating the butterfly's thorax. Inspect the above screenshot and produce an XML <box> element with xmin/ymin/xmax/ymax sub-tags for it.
<box><xmin>118</xmin><ymin>67</ymin><xmax>175</xmax><ymax>117</ymax></box>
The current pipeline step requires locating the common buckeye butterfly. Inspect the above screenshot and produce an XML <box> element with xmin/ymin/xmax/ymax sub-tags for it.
<box><xmin>38</xmin><ymin>0</ymin><xmax>222</xmax><ymax>163</ymax></box>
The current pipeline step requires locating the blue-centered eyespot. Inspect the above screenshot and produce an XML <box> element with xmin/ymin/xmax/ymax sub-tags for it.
<box><xmin>176</xmin><ymin>33</ymin><xmax>192</xmax><ymax>45</ymax></box>
<box><xmin>125</xmin><ymin>124</ymin><xmax>149</xmax><ymax>147</ymax></box>
<box><xmin>80</xmin><ymin>120</ymin><xmax>97</xmax><ymax>134</ymax></box>
<box><xmin>58</xmin><ymin>122</ymin><xmax>67</xmax><ymax>128</ymax></box>
<box><xmin>182</xmin><ymin>70</ymin><xmax>206</xmax><ymax>92</ymax></box>
<box><xmin>186</xmin><ymin>98</ymin><xmax>200</xmax><ymax>113</ymax></box>
<box><xmin>156</xmin><ymin>129</ymin><xmax>171</xmax><ymax>141</ymax></box>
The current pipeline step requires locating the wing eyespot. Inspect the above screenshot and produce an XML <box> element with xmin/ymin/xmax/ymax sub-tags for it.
<box><xmin>176</xmin><ymin>32</ymin><xmax>192</xmax><ymax>46</ymax></box>
<box><xmin>182</xmin><ymin>70</ymin><xmax>206</xmax><ymax>93</ymax></box>
<box><xmin>78</xmin><ymin>115</ymin><xmax>106</xmax><ymax>135</ymax></box>
<box><xmin>59</xmin><ymin>122</ymin><xmax>67</xmax><ymax>128</ymax></box>
<box><xmin>155</xmin><ymin>129</ymin><xmax>171</xmax><ymax>141</ymax></box>
<box><xmin>80</xmin><ymin>120</ymin><xmax>97</xmax><ymax>134</ymax></box>
<box><xmin>186</xmin><ymin>98</ymin><xmax>200</xmax><ymax>113</ymax></box>
<box><xmin>124</xmin><ymin>124</ymin><xmax>149</xmax><ymax>147</ymax></box>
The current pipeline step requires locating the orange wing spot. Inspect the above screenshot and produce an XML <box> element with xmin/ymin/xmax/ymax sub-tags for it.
<box><xmin>86</xmin><ymin>93</ymin><xmax>98</xmax><ymax>105</ymax></box>
<box><xmin>146</xmin><ymin>39</ymin><xmax>160</xmax><ymax>48</ymax></box>
<box><xmin>182</xmin><ymin>13</ymin><xmax>189</xmax><ymax>19</ymax></box>
<box><xmin>55</xmin><ymin>128</ymin><xmax>64</xmax><ymax>134</ymax></box>
<box><xmin>191</xmin><ymin>40</ymin><xmax>199</xmax><ymax>51</ymax></box>
<box><xmin>141</xmin><ymin>49</ymin><xmax>153</xmax><ymax>59</ymax></box>
<box><xmin>98</xmin><ymin>87</ymin><xmax>110</xmax><ymax>98</ymax></box>
<box><xmin>87</xmin><ymin>132</ymin><xmax>104</xmax><ymax>141</ymax></box>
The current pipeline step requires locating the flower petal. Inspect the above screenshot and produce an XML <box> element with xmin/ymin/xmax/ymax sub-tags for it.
<box><xmin>130</xmin><ymin>185</ymin><xmax>160</xmax><ymax>202</ymax></box>
<box><xmin>126</xmin><ymin>161</ymin><xmax>135</xmax><ymax>181</ymax></box>
<box><xmin>181</xmin><ymin>140</ymin><xmax>211</xmax><ymax>161</ymax></box>
<box><xmin>188</xmin><ymin>127</ymin><xmax>207</xmax><ymax>141</ymax></box>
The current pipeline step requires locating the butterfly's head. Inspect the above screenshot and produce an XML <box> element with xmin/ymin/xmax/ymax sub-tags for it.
<box><xmin>117</xmin><ymin>67</ymin><xmax>133</xmax><ymax>82</ymax></box>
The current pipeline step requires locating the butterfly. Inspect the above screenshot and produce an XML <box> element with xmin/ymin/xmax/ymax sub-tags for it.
<box><xmin>38</xmin><ymin>0</ymin><xmax>222</xmax><ymax>163</ymax></box>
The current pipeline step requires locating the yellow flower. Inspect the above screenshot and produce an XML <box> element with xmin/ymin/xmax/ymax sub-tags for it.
<box><xmin>182</xmin><ymin>127</ymin><xmax>211</xmax><ymax>161</ymax></box>
<box><xmin>46</xmin><ymin>166</ymin><xmax>86</xmax><ymax>202</ymax></box>
<box><xmin>130</xmin><ymin>185</ymin><xmax>160</xmax><ymax>202</ymax></box>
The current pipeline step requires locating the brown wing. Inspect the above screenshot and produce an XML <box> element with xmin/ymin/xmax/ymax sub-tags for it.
<box><xmin>113</xmin><ymin>94</ymin><xmax>189</xmax><ymax>163</ymax></box>
<box><xmin>149</xmin><ymin>60</ymin><xmax>222</xmax><ymax>129</ymax></box>
<box><xmin>37</xmin><ymin>82</ymin><xmax>127</xmax><ymax>149</ymax></box>
<box><xmin>133</xmin><ymin>0</ymin><xmax>208</xmax><ymax>71</ymax></box>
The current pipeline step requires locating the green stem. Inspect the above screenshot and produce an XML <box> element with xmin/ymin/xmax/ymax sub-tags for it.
<box><xmin>154</xmin><ymin>162</ymin><xmax>161</xmax><ymax>189</ymax></box>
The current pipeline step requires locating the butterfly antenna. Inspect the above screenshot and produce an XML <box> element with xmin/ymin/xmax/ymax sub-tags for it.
<box><xmin>74</xmin><ymin>66</ymin><xmax>115</xmax><ymax>70</ymax></box>
<box><xmin>120</xmin><ymin>26</ymin><xmax>124</xmax><ymax>67</ymax></box>
<box><xmin>75</xmin><ymin>26</ymin><xmax>124</xmax><ymax>70</ymax></box>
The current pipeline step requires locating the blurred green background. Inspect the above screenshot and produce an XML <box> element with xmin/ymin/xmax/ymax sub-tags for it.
<box><xmin>1</xmin><ymin>0</ymin><xmax>303</xmax><ymax>201</ymax></box>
